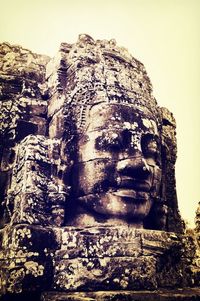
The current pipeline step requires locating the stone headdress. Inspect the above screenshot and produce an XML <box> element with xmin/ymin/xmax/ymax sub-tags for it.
<box><xmin>47</xmin><ymin>34</ymin><xmax>160</xmax><ymax>136</ymax></box>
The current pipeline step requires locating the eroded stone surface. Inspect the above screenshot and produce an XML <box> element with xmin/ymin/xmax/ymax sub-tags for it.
<box><xmin>52</xmin><ymin>227</ymin><xmax>197</xmax><ymax>291</ymax></box>
<box><xmin>0</xmin><ymin>35</ymin><xmax>199</xmax><ymax>300</ymax></box>
<box><xmin>0</xmin><ymin>224</ymin><xmax>59</xmax><ymax>294</ymax></box>
<box><xmin>195</xmin><ymin>202</ymin><xmax>200</xmax><ymax>247</ymax></box>
<box><xmin>0</xmin><ymin>35</ymin><xmax>183</xmax><ymax>231</ymax></box>
<box><xmin>0</xmin><ymin>226</ymin><xmax>198</xmax><ymax>295</ymax></box>
<box><xmin>41</xmin><ymin>289</ymin><xmax>200</xmax><ymax>301</ymax></box>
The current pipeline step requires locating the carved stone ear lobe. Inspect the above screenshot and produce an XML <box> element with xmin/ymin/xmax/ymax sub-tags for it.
<box><xmin>159</xmin><ymin>106</ymin><xmax>184</xmax><ymax>233</ymax></box>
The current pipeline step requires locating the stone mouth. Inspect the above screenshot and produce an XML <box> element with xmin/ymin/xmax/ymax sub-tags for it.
<box><xmin>116</xmin><ymin>177</ymin><xmax>151</xmax><ymax>192</ymax></box>
<box><xmin>112</xmin><ymin>189</ymin><xmax>149</xmax><ymax>201</ymax></box>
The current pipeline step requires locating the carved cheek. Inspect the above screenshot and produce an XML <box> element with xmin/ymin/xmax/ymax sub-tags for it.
<box><xmin>75</xmin><ymin>159</ymin><xmax>117</xmax><ymax>195</ymax></box>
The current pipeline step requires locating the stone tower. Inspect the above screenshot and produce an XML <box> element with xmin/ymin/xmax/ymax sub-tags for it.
<box><xmin>0</xmin><ymin>35</ymin><xmax>199</xmax><ymax>300</ymax></box>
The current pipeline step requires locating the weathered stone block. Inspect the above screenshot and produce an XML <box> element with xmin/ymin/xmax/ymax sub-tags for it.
<box><xmin>0</xmin><ymin>224</ymin><xmax>60</xmax><ymax>253</ymax></box>
<box><xmin>50</xmin><ymin>227</ymin><xmax>197</xmax><ymax>292</ymax></box>
<box><xmin>49</xmin><ymin>108</ymin><xmax>65</xmax><ymax>139</ymax></box>
<box><xmin>59</xmin><ymin>227</ymin><xmax>141</xmax><ymax>259</ymax></box>
<box><xmin>53</xmin><ymin>256</ymin><xmax>157</xmax><ymax>291</ymax></box>
<box><xmin>41</xmin><ymin>289</ymin><xmax>200</xmax><ymax>301</ymax></box>
<box><xmin>0</xmin><ymin>224</ymin><xmax>59</xmax><ymax>294</ymax></box>
<box><xmin>47</xmin><ymin>94</ymin><xmax>65</xmax><ymax>118</ymax></box>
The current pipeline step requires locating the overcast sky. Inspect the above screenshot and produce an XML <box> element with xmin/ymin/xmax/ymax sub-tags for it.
<box><xmin>1</xmin><ymin>0</ymin><xmax>200</xmax><ymax>227</ymax></box>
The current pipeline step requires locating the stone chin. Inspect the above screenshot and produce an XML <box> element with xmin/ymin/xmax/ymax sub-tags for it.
<box><xmin>77</xmin><ymin>190</ymin><xmax>153</xmax><ymax>223</ymax></box>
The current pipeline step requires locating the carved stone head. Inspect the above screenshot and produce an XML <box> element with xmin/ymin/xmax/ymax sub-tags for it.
<box><xmin>49</xmin><ymin>34</ymin><xmax>169</xmax><ymax>228</ymax></box>
<box><xmin>70</xmin><ymin>103</ymin><xmax>162</xmax><ymax>228</ymax></box>
<box><xmin>0</xmin><ymin>35</ymin><xmax>183</xmax><ymax>232</ymax></box>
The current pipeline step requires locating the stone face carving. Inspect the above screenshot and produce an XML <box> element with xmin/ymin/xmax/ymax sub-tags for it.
<box><xmin>0</xmin><ymin>36</ymin><xmax>183</xmax><ymax>232</ymax></box>
<box><xmin>0</xmin><ymin>35</ymin><xmax>199</xmax><ymax>300</ymax></box>
<box><xmin>71</xmin><ymin>103</ymin><xmax>162</xmax><ymax>228</ymax></box>
<box><xmin>45</xmin><ymin>34</ymin><xmax>182</xmax><ymax>231</ymax></box>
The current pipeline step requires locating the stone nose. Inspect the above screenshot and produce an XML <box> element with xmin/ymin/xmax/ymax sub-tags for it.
<box><xmin>116</xmin><ymin>156</ymin><xmax>151</xmax><ymax>179</ymax></box>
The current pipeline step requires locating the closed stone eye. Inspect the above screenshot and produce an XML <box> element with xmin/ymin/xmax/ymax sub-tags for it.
<box><xmin>141</xmin><ymin>134</ymin><xmax>161</xmax><ymax>166</ymax></box>
<box><xmin>95</xmin><ymin>131</ymin><xmax>124</xmax><ymax>152</ymax></box>
<box><xmin>141</xmin><ymin>134</ymin><xmax>157</xmax><ymax>154</ymax></box>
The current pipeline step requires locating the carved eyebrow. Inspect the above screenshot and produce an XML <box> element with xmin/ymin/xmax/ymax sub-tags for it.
<box><xmin>86</xmin><ymin>125</ymin><xmax>120</xmax><ymax>133</ymax></box>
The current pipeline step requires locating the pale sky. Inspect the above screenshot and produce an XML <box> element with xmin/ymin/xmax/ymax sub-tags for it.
<box><xmin>1</xmin><ymin>0</ymin><xmax>200</xmax><ymax>227</ymax></box>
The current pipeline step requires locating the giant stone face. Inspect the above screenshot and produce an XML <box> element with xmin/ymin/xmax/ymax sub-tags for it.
<box><xmin>0</xmin><ymin>36</ymin><xmax>183</xmax><ymax>233</ymax></box>
<box><xmin>72</xmin><ymin>103</ymin><xmax>162</xmax><ymax>227</ymax></box>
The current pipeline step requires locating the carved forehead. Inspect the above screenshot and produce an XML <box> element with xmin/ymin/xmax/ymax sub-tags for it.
<box><xmin>86</xmin><ymin>103</ymin><xmax>159</xmax><ymax>135</ymax></box>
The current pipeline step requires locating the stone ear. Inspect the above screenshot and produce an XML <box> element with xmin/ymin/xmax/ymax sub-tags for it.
<box><xmin>159</xmin><ymin>107</ymin><xmax>183</xmax><ymax>233</ymax></box>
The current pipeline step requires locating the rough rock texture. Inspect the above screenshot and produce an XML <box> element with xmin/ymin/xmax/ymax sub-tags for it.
<box><xmin>0</xmin><ymin>36</ymin><xmax>183</xmax><ymax>232</ymax></box>
<box><xmin>53</xmin><ymin>227</ymin><xmax>196</xmax><ymax>291</ymax></box>
<box><xmin>195</xmin><ymin>202</ymin><xmax>200</xmax><ymax>247</ymax></box>
<box><xmin>194</xmin><ymin>202</ymin><xmax>200</xmax><ymax>278</ymax></box>
<box><xmin>0</xmin><ymin>226</ymin><xmax>198</xmax><ymax>295</ymax></box>
<box><xmin>0</xmin><ymin>43</ymin><xmax>50</xmax><ymax>228</ymax></box>
<box><xmin>0</xmin><ymin>35</ymin><xmax>199</xmax><ymax>300</ymax></box>
<box><xmin>46</xmin><ymin>34</ymin><xmax>183</xmax><ymax>232</ymax></box>
<box><xmin>41</xmin><ymin>289</ymin><xmax>200</xmax><ymax>301</ymax></box>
